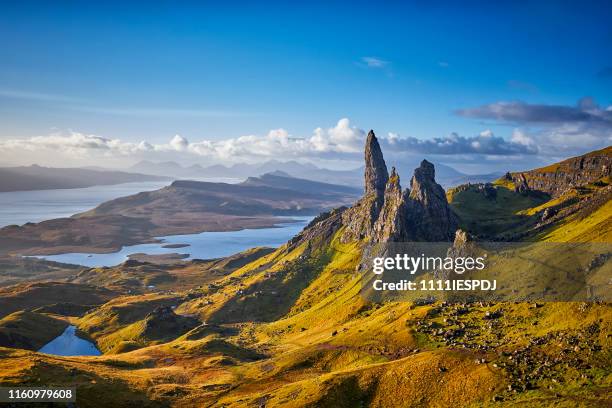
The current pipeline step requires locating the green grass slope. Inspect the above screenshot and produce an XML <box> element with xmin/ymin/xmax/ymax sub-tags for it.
<box><xmin>0</xmin><ymin>311</ymin><xmax>67</xmax><ymax>350</ymax></box>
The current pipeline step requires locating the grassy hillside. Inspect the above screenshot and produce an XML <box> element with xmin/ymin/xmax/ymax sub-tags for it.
<box><xmin>448</xmin><ymin>173</ymin><xmax>611</xmax><ymax>242</ymax></box>
<box><xmin>0</xmin><ymin>282</ymin><xmax>117</xmax><ymax>319</ymax></box>
<box><xmin>447</xmin><ymin>183</ymin><xmax>548</xmax><ymax>238</ymax></box>
<box><xmin>0</xmin><ymin>311</ymin><xmax>67</xmax><ymax>350</ymax></box>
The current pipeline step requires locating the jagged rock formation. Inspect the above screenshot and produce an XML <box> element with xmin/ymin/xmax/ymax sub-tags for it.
<box><xmin>510</xmin><ymin>146</ymin><xmax>611</xmax><ymax>197</ymax></box>
<box><xmin>342</xmin><ymin>131</ymin><xmax>458</xmax><ymax>243</ymax></box>
<box><xmin>287</xmin><ymin>207</ymin><xmax>346</xmax><ymax>252</ymax></box>
<box><xmin>373</xmin><ymin>167</ymin><xmax>409</xmax><ymax>242</ymax></box>
<box><xmin>405</xmin><ymin>160</ymin><xmax>458</xmax><ymax>241</ymax></box>
<box><xmin>514</xmin><ymin>174</ymin><xmax>530</xmax><ymax>195</ymax></box>
<box><xmin>435</xmin><ymin>229</ymin><xmax>473</xmax><ymax>282</ymax></box>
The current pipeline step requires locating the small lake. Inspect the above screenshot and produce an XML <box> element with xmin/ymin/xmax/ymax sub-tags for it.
<box><xmin>38</xmin><ymin>325</ymin><xmax>101</xmax><ymax>356</ymax></box>
<box><xmin>34</xmin><ymin>216</ymin><xmax>313</xmax><ymax>267</ymax></box>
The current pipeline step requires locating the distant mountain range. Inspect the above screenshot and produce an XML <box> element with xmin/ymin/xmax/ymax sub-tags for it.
<box><xmin>0</xmin><ymin>160</ymin><xmax>500</xmax><ymax>194</ymax></box>
<box><xmin>0</xmin><ymin>165</ymin><xmax>172</xmax><ymax>193</ymax></box>
<box><xmin>129</xmin><ymin>159</ymin><xmax>501</xmax><ymax>188</ymax></box>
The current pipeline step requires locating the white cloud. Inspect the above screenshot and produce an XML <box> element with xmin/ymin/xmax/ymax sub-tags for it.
<box><xmin>510</xmin><ymin>129</ymin><xmax>536</xmax><ymax>147</ymax></box>
<box><xmin>7</xmin><ymin>118</ymin><xmax>598</xmax><ymax>170</ymax></box>
<box><xmin>0</xmin><ymin>118</ymin><xmax>367</xmax><ymax>166</ymax></box>
<box><xmin>385</xmin><ymin>130</ymin><xmax>537</xmax><ymax>156</ymax></box>
<box><xmin>360</xmin><ymin>57</ymin><xmax>389</xmax><ymax>69</ymax></box>
<box><xmin>456</xmin><ymin>98</ymin><xmax>612</xmax><ymax>156</ymax></box>
<box><xmin>169</xmin><ymin>134</ymin><xmax>189</xmax><ymax>151</ymax></box>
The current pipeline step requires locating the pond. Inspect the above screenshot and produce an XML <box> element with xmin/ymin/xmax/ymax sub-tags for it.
<box><xmin>38</xmin><ymin>325</ymin><xmax>101</xmax><ymax>356</ymax></box>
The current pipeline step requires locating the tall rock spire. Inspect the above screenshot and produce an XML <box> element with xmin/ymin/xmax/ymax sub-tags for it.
<box><xmin>364</xmin><ymin>130</ymin><xmax>389</xmax><ymax>196</ymax></box>
<box><xmin>341</xmin><ymin>130</ymin><xmax>389</xmax><ymax>241</ymax></box>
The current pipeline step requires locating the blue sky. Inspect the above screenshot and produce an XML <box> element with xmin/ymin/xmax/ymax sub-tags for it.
<box><xmin>0</xmin><ymin>1</ymin><xmax>611</xmax><ymax>172</ymax></box>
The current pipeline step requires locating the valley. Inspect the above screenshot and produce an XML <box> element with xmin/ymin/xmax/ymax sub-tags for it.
<box><xmin>2</xmin><ymin>4</ymin><xmax>609</xmax><ymax>407</ymax></box>
<box><xmin>0</xmin><ymin>134</ymin><xmax>609</xmax><ymax>407</ymax></box>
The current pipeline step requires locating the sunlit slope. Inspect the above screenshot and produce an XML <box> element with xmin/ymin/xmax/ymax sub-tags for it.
<box><xmin>0</xmin><ymin>147</ymin><xmax>610</xmax><ymax>407</ymax></box>
<box><xmin>538</xmin><ymin>194</ymin><xmax>612</xmax><ymax>242</ymax></box>
<box><xmin>78</xmin><ymin>293</ymin><xmax>186</xmax><ymax>353</ymax></box>
<box><xmin>448</xmin><ymin>174</ymin><xmax>611</xmax><ymax>242</ymax></box>
<box><xmin>0</xmin><ymin>299</ymin><xmax>609</xmax><ymax>407</ymax></box>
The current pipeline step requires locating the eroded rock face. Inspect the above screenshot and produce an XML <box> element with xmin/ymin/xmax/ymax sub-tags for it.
<box><xmin>404</xmin><ymin>160</ymin><xmax>458</xmax><ymax>241</ymax></box>
<box><xmin>373</xmin><ymin>167</ymin><xmax>409</xmax><ymax>242</ymax></box>
<box><xmin>511</xmin><ymin>146</ymin><xmax>611</xmax><ymax>197</ymax></box>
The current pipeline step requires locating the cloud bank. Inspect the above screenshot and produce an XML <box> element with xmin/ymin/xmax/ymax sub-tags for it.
<box><xmin>2</xmin><ymin>98</ymin><xmax>609</xmax><ymax>169</ymax></box>
<box><xmin>456</xmin><ymin>97</ymin><xmax>612</xmax><ymax>155</ymax></box>
<box><xmin>386</xmin><ymin>129</ymin><xmax>536</xmax><ymax>155</ymax></box>
<box><xmin>0</xmin><ymin>118</ymin><xmax>540</xmax><ymax>168</ymax></box>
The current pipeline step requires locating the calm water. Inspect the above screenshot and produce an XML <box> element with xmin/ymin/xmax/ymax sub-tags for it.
<box><xmin>0</xmin><ymin>181</ymin><xmax>171</xmax><ymax>228</ymax></box>
<box><xmin>34</xmin><ymin>216</ymin><xmax>313</xmax><ymax>267</ymax></box>
<box><xmin>38</xmin><ymin>325</ymin><xmax>101</xmax><ymax>356</ymax></box>
<box><xmin>0</xmin><ymin>178</ymin><xmax>244</xmax><ymax>228</ymax></box>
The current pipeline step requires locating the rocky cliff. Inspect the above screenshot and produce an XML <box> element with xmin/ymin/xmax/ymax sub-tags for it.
<box><xmin>510</xmin><ymin>146</ymin><xmax>611</xmax><ymax>196</ymax></box>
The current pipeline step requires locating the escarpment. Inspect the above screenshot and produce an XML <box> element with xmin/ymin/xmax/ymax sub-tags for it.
<box><xmin>510</xmin><ymin>146</ymin><xmax>611</xmax><ymax>197</ymax></box>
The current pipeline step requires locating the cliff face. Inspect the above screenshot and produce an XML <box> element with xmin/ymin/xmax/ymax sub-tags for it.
<box><xmin>511</xmin><ymin>146</ymin><xmax>611</xmax><ymax>196</ymax></box>
<box><xmin>342</xmin><ymin>131</ymin><xmax>457</xmax><ymax>243</ymax></box>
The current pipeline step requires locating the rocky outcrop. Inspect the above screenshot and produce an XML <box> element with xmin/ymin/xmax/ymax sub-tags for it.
<box><xmin>142</xmin><ymin>306</ymin><xmax>199</xmax><ymax>340</ymax></box>
<box><xmin>510</xmin><ymin>146</ymin><xmax>611</xmax><ymax>197</ymax></box>
<box><xmin>514</xmin><ymin>174</ymin><xmax>530</xmax><ymax>195</ymax></box>
<box><xmin>373</xmin><ymin>167</ymin><xmax>409</xmax><ymax>242</ymax></box>
<box><xmin>342</xmin><ymin>133</ymin><xmax>458</xmax><ymax>243</ymax></box>
<box><xmin>404</xmin><ymin>160</ymin><xmax>458</xmax><ymax>241</ymax></box>
<box><xmin>287</xmin><ymin>207</ymin><xmax>346</xmax><ymax>252</ymax></box>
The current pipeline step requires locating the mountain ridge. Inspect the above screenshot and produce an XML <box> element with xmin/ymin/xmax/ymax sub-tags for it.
<box><xmin>128</xmin><ymin>158</ymin><xmax>499</xmax><ymax>188</ymax></box>
<box><xmin>0</xmin><ymin>165</ymin><xmax>171</xmax><ymax>192</ymax></box>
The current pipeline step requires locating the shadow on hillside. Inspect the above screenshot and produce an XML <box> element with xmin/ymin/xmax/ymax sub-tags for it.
<box><xmin>208</xmin><ymin>252</ymin><xmax>330</xmax><ymax>324</ymax></box>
